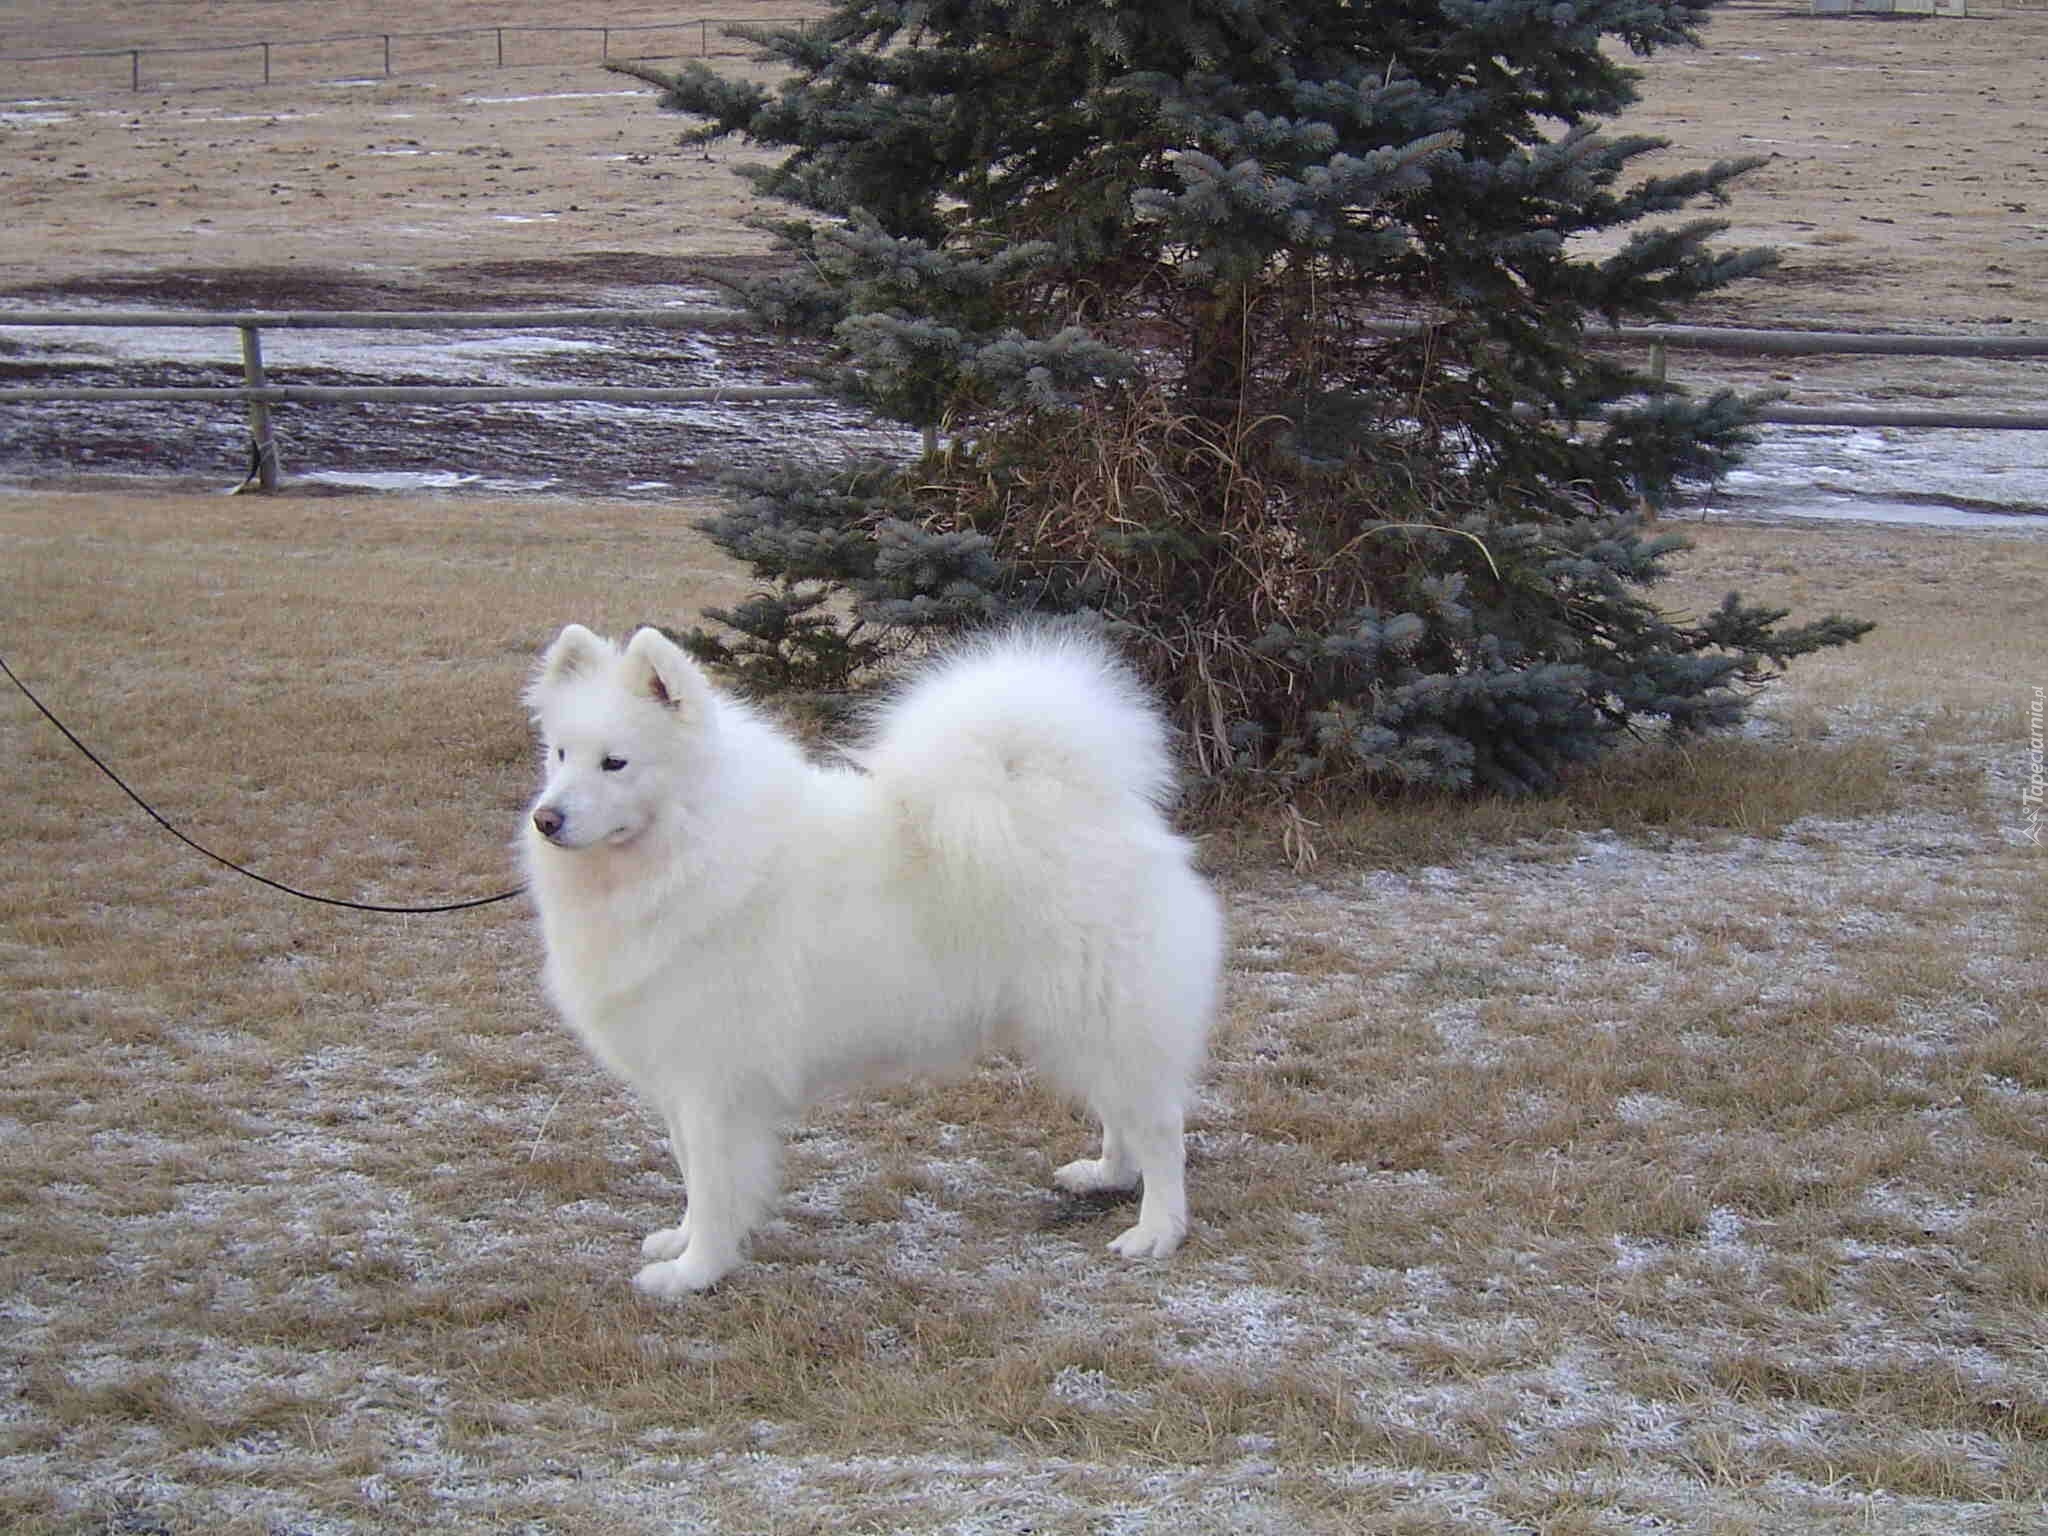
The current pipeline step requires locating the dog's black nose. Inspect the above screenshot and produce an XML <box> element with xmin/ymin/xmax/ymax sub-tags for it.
<box><xmin>533</xmin><ymin>806</ymin><xmax>565</xmax><ymax>840</ymax></box>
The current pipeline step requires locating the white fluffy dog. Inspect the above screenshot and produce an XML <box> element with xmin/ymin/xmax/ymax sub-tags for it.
<box><xmin>520</xmin><ymin>623</ymin><xmax>1224</xmax><ymax>1295</ymax></box>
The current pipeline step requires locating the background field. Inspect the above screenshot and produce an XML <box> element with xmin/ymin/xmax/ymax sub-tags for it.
<box><xmin>3</xmin><ymin>0</ymin><xmax>2044</xmax><ymax>335</ymax></box>
<box><xmin>3</xmin><ymin>1</ymin><xmax>2047</xmax><ymax>1532</ymax></box>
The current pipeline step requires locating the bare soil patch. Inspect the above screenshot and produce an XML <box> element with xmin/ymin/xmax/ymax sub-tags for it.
<box><xmin>1</xmin><ymin>0</ymin><xmax>2042</xmax><ymax>336</ymax></box>
<box><xmin>1628</xmin><ymin>2</ymin><xmax>2046</xmax><ymax>336</ymax></box>
<box><xmin>0</xmin><ymin>1</ymin><xmax>808</xmax><ymax>292</ymax></box>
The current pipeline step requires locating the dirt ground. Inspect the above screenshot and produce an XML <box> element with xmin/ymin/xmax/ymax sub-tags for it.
<box><xmin>0</xmin><ymin>0</ymin><xmax>806</xmax><ymax>304</ymax></box>
<box><xmin>1</xmin><ymin>0</ymin><xmax>2044</xmax><ymax>337</ymax></box>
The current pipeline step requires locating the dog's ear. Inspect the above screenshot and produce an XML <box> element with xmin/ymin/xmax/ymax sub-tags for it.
<box><xmin>528</xmin><ymin>623</ymin><xmax>611</xmax><ymax>711</ymax></box>
<box><xmin>622</xmin><ymin>627</ymin><xmax>713</xmax><ymax>718</ymax></box>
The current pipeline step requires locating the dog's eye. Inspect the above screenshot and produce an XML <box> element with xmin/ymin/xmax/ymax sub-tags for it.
<box><xmin>601</xmin><ymin>756</ymin><xmax>628</xmax><ymax>773</ymax></box>
<box><xmin>554</xmin><ymin>746</ymin><xmax>564</xmax><ymax>762</ymax></box>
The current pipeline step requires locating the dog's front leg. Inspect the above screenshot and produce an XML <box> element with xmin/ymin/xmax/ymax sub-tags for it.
<box><xmin>633</xmin><ymin>1097</ymin><xmax>781</xmax><ymax>1297</ymax></box>
<box><xmin>640</xmin><ymin>1110</ymin><xmax>692</xmax><ymax>1262</ymax></box>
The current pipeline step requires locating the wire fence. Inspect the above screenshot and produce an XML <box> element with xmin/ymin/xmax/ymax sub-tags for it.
<box><xmin>0</xmin><ymin>18</ymin><xmax>809</xmax><ymax>100</ymax></box>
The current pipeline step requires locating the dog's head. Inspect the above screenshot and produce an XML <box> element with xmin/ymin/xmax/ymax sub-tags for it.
<box><xmin>524</xmin><ymin>624</ymin><xmax>713</xmax><ymax>850</ymax></box>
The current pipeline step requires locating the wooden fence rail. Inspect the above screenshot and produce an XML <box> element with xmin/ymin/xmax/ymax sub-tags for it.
<box><xmin>0</xmin><ymin>308</ymin><xmax>2042</xmax><ymax>492</ymax></box>
<box><xmin>0</xmin><ymin>308</ymin><xmax>754</xmax><ymax>331</ymax></box>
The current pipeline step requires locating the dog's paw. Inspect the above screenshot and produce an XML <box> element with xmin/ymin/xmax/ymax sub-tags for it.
<box><xmin>633</xmin><ymin>1251</ymin><xmax>734</xmax><ymax>1298</ymax></box>
<box><xmin>640</xmin><ymin>1224</ymin><xmax>689</xmax><ymax>1262</ymax></box>
<box><xmin>1108</xmin><ymin>1218</ymin><xmax>1185</xmax><ymax>1261</ymax></box>
<box><xmin>1053</xmin><ymin>1156</ymin><xmax>1139</xmax><ymax>1196</ymax></box>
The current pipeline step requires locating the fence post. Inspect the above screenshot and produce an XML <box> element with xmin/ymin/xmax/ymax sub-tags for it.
<box><xmin>131</xmin><ymin>49</ymin><xmax>140</xmax><ymax>90</ymax></box>
<box><xmin>239</xmin><ymin>325</ymin><xmax>280</xmax><ymax>492</ymax></box>
<box><xmin>496</xmin><ymin>27</ymin><xmax>504</xmax><ymax>68</ymax></box>
<box><xmin>261</xmin><ymin>41</ymin><xmax>271</xmax><ymax>86</ymax></box>
<box><xmin>601</xmin><ymin>27</ymin><xmax>610</xmax><ymax>60</ymax></box>
<box><xmin>702</xmin><ymin>20</ymin><xmax>709</xmax><ymax>55</ymax></box>
<box><xmin>382</xmin><ymin>34</ymin><xmax>391</xmax><ymax>76</ymax></box>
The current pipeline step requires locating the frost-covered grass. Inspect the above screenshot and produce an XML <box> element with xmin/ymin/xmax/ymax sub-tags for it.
<box><xmin>2</xmin><ymin>492</ymin><xmax>2044</xmax><ymax>1534</ymax></box>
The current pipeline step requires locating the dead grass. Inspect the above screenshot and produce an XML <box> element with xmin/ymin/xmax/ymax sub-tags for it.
<box><xmin>1208</xmin><ymin>517</ymin><xmax>2047</xmax><ymax>872</ymax></box>
<box><xmin>3</xmin><ymin>492</ymin><xmax>2046</xmax><ymax>1533</ymax></box>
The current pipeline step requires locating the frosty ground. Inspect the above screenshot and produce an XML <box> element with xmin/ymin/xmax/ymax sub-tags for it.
<box><xmin>3</xmin><ymin>491</ymin><xmax>2044</xmax><ymax>1535</ymax></box>
<box><xmin>3</xmin><ymin>1</ymin><xmax>2047</xmax><ymax>1531</ymax></box>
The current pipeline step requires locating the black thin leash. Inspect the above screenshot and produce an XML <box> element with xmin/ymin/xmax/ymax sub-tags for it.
<box><xmin>2</xmin><ymin>650</ymin><xmax>526</xmax><ymax>915</ymax></box>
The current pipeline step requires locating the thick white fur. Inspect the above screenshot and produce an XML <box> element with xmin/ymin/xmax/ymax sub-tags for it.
<box><xmin>521</xmin><ymin>623</ymin><xmax>1224</xmax><ymax>1296</ymax></box>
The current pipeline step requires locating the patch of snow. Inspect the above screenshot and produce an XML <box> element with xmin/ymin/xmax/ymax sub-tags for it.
<box><xmin>461</xmin><ymin>90</ymin><xmax>654</xmax><ymax>106</ymax></box>
<box><xmin>1050</xmin><ymin>1364</ymin><xmax>1155</xmax><ymax>1414</ymax></box>
<box><xmin>1704</xmin><ymin>425</ymin><xmax>2048</xmax><ymax>530</ymax></box>
<box><xmin>1615</xmin><ymin>1091</ymin><xmax>1686</xmax><ymax>1126</ymax></box>
<box><xmin>298</xmin><ymin>469</ymin><xmax>560</xmax><ymax>494</ymax></box>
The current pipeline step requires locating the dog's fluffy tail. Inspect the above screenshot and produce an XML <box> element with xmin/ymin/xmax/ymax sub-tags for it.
<box><xmin>863</xmin><ymin>627</ymin><xmax>1180</xmax><ymax>870</ymax></box>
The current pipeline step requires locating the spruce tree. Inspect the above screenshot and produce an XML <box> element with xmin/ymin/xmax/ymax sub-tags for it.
<box><xmin>613</xmin><ymin>0</ymin><xmax>1870</xmax><ymax>798</ymax></box>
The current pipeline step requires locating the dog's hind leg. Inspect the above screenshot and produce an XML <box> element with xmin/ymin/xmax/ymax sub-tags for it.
<box><xmin>1054</xmin><ymin>1098</ymin><xmax>1190</xmax><ymax>1258</ymax></box>
<box><xmin>1053</xmin><ymin>1122</ymin><xmax>1140</xmax><ymax>1197</ymax></box>
<box><xmin>1100</xmin><ymin>1105</ymin><xmax>1190</xmax><ymax>1260</ymax></box>
<box><xmin>640</xmin><ymin>1114</ymin><xmax>693</xmax><ymax>1262</ymax></box>
<box><xmin>634</xmin><ymin>1101</ymin><xmax>781</xmax><ymax>1297</ymax></box>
